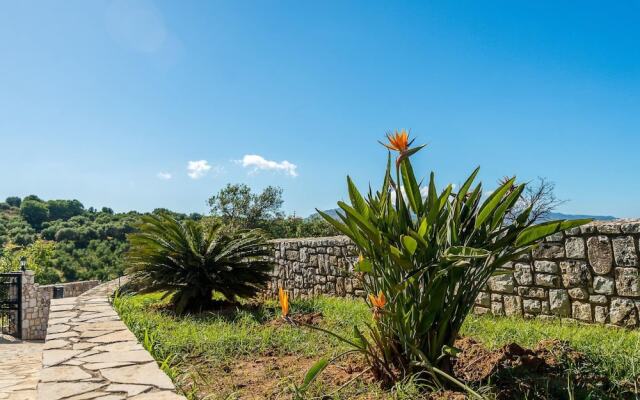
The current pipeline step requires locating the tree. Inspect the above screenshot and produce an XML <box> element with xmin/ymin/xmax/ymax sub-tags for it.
<box><xmin>208</xmin><ymin>184</ymin><xmax>284</xmax><ymax>228</ymax></box>
<box><xmin>47</xmin><ymin>199</ymin><xmax>85</xmax><ymax>221</ymax></box>
<box><xmin>5</xmin><ymin>197</ymin><xmax>21</xmax><ymax>208</ymax></box>
<box><xmin>125</xmin><ymin>213</ymin><xmax>273</xmax><ymax>314</ymax></box>
<box><xmin>505</xmin><ymin>177</ymin><xmax>566</xmax><ymax>223</ymax></box>
<box><xmin>20</xmin><ymin>200</ymin><xmax>49</xmax><ymax>229</ymax></box>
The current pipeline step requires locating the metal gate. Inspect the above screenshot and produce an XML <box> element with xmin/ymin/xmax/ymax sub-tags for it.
<box><xmin>0</xmin><ymin>273</ymin><xmax>21</xmax><ymax>338</ymax></box>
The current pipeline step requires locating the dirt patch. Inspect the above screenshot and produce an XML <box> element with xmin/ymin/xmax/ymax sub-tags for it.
<box><xmin>177</xmin><ymin>353</ymin><xmax>379</xmax><ymax>400</ymax></box>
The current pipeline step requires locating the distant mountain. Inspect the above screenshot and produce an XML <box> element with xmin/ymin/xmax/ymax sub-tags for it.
<box><xmin>310</xmin><ymin>209</ymin><xmax>616</xmax><ymax>222</ymax></box>
<box><xmin>541</xmin><ymin>212</ymin><xmax>616</xmax><ymax>222</ymax></box>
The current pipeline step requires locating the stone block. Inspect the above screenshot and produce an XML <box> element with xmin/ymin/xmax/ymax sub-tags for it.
<box><xmin>587</xmin><ymin>236</ymin><xmax>613</xmax><ymax>274</ymax></box>
<box><xmin>503</xmin><ymin>295</ymin><xmax>522</xmax><ymax>317</ymax></box>
<box><xmin>534</xmin><ymin>261</ymin><xmax>558</xmax><ymax>274</ymax></box>
<box><xmin>523</xmin><ymin>299</ymin><xmax>541</xmax><ymax>313</ymax></box>
<box><xmin>560</xmin><ymin>261</ymin><xmax>591</xmax><ymax>288</ymax></box>
<box><xmin>549</xmin><ymin>289</ymin><xmax>570</xmax><ymax>317</ymax></box>
<box><xmin>568</xmin><ymin>288</ymin><xmax>589</xmax><ymax>300</ymax></box>
<box><xmin>589</xmin><ymin>295</ymin><xmax>608</xmax><ymax>305</ymax></box>
<box><xmin>513</xmin><ymin>263</ymin><xmax>533</xmax><ymax>285</ymax></box>
<box><xmin>572</xmin><ymin>302</ymin><xmax>592</xmax><ymax>322</ymax></box>
<box><xmin>533</xmin><ymin>243</ymin><xmax>565</xmax><ymax>259</ymax></box>
<box><xmin>475</xmin><ymin>292</ymin><xmax>490</xmax><ymax>307</ymax></box>
<box><xmin>610</xmin><ymin>298</ymin><xmax>638</xmax><ymax>327</ymax></box>
<box><xmin>565</xmin><ymin>237</ymin><xmax>585</xmax><ymax>259</ymax></box>
<box><xmin>487</xmin><ymin>274</ymin><xmax>516</xmax><ymax>294</ymax></box>
<box><xmin>491</xmin><ymin>302</ymin><xmax>504</xmax><ymax>316</ymax></box>
<box><xmin>594</xmin><ymin>306</ymin><xmax>608</xmax><ymax>323</ymax></box>
<box><xmin>614</xmin><ymin>267</ymin><xmax>640</xmax><ymax>297</ymax></box>
<box><xmin>612</xmin><ymin>236</ymin><xmax>638</xmax><ymax>267</ymax></box>
<box><xmin>593</xmin><ymin>276</ymin><xmax>615</xmax><ymax>295</ymax></box>
<box><xmin>535</xmin><ymin>273</ymin><xmax>559</xmax><ymax>287</ymax></box>
<box><xmin>518</xmin><ymin>287</ymin><xmax>546</xmax><ymax>298</ymax></box>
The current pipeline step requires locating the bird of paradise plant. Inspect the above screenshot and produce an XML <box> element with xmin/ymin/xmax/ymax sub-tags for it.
<box><xmin>299</xmin><ymin>130</ymin><xmax>590</xmax><ymax>396</ymax></box>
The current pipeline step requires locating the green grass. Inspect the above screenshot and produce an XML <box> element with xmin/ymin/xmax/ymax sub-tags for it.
<box><xmin>114</xmin><ymin>293</ymin><xmax>640</xmax><ymax>399</ymax></box>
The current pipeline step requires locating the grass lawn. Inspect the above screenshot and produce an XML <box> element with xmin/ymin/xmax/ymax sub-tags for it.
<box><xmin>114</xmin><ymin>293</ymin><xmax>640</xmax><ymax>400</ymax></box>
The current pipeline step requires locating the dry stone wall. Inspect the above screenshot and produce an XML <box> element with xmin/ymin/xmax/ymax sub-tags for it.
<box><xmin>268</xmin><ymin>220</ymin><xmax>640</xmax><ymax>328</ymax></box>
<box><xmin>21</xmin><ymin>271</ymin><xmax>100</xmax><ymax>339</ymax></box>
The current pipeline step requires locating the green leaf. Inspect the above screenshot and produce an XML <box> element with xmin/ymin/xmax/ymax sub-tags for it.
<box><xmin>516</xmin><ymin>219</ymin><xmax>591</xmax><ymax>246</ymax></box>
<box><xmin>355</xmin><ymin>259</ymin><xmax>372</xmax><ymax>273</ymax></box>
<box><xmin>442</xmin><ymin>345</ymin><xmax>461</xmax><ymax>357</ymax></box>
<box><xmin>302</xmin><ymin>358</ymin><xmax>329</xmax><ymax>388</ymax></box>
<box><xmin>418</xmin><ymin>218</ymin><xmax>428</xmax><ymax>237</ymax></box>
<box><xmin>402</xmin><ymin>235</ymin><xmax>418</xmax><ymax>255</ymax></box>
<box><xmin>444</xmin><ymin>246</ymin><xmax>490</xmax><ymax>259</ymax></box>
<box><xmin>347</xmin><ymin>176</ymin><xmax>368</xmax><ymax>216</ymax></box>
<box><xmin>475</xmin><ymin>177</ymin><xmax>516</xmax><ymax>228</ymax></box>
<box><xmin>401</xmin><ymin>160</ymin><xmax>423</xmax><ymax>214</ymax></box>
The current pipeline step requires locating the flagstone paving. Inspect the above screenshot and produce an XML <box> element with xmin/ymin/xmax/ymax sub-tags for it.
<box><xmin>36</xmin><ymin>281</ymin><xmax>184</xmax><ymax>400</ymax></box>
<box><xmin>0</xmin><ymin>335</ymin><xmax>43</xmax><ymax>400</ymax></box>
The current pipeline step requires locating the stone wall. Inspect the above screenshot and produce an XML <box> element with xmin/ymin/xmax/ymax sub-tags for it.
<box><xmin>21</xmin><ymin>271</ymin><xmax>100</xmax><ymax>339</ymax></box>
<box><xmin>268</xmin><ymin>220</ymin><xmax>640</xmax><ymax>328</ymax></box>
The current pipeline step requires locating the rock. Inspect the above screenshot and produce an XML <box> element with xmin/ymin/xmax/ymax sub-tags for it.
<box><xmin>548</xmin><ymin>289</ymin><xmax>570</xmax><ymax>317</ymax></box>
<box><xmin>610</xmin><ymin>298</ymin><xmax>638</xmax><ymax>327</ymax></box>
<box><xmin>560</xmin><ymin>261</ymin><xmax>591</xmax><ymax>288</ymax></box>
<box><xmin>594</xmin><ymin>306</ymin><xmax>608</xmax><ymax>323</ymax></box>
<box><xmin>101</xmin><ymin>362</ymin><xmax>175</xmax><ymax>389</ymax></box>
<box><xmin>589</xmin><ymin>295</ymin><xmax>608</xmax><ymax>305</ymax></box>
<box><xmin>513</xmin><ymin>263</ymin><xmax>533</xmax><ymax>285</ymax></box>
<box><xmin>39</xmin><ymin>366</ymin><xmax>92</xmax><ymax>382</ymax></box>
<box><xmin>565</xmin><ymin>237</ymin><xmax>585</xmax><ymax>259</ymax></box>
<box><xmin>597</xmin><ymin>223</ymin><xmax>622</xmax><ymax>234</ymax></box>
<box><xmin>534</xmin><ymin>261</ymin><xmax>558</xmax><ymax>274</ymax></box>
<box><xmin>572</xmin><ymin>302</ymin><xmax>592</xmax><ymax>322</ymax></box>
<box><xmin>518</xmin><ymin>287</ymin><xmax>546</xmax><ymax>298</ymax></box>
<box><xmin>491</xmin><ymin>302</ymin><xmax>504</xmax><ymax>316</ymax></box>
<box><xmin>503</xmin><ymin>295</ymin><xmax>522</xmax><ymax>317</ymax></box>
<box><xmin>533</xmin><ymin>243</ymin><xmax>565</xmax><ymax>259</ymax></box>
<box><xmin>612</xmin><ymin>236</ymin><xmax>638</xmax><ymax>267</ymax></box>
<box><xmin>475</xmin><ymin>292</ymin><xmax>490</xmax><ymax>307</ymax></box>
<box><xmin>36</xmin><ymin>382</ymin><xmax>103</xmax><ymax>400</ymax></box>
<box><xmin>568</xmin><ymin>288</ymin><xmax>589</xmax><ymax>300</ymax></box>
<box><xmin>523</xmin><ymin>299</ymin><xmax>541</xmax><ymax>313</ymax></box>
<box><xmin>534</xmin><ymin>273</ymin><xmax>559</xmax><ymax>287</ymax></box>
<box><xmin>487</xmin><ymin>274</ymin><xmax>516</xmax><ymax>294</ymax></box>
<box><xmin>614</xmin><ymin>268</ymin><xmax>640</xmax><ymax>297</ymax></box>
<box><xmin>593</xmin><ymin>276</ymin><xmax>615</xmax><ymax>295</ymax></box>
<box><xmin>587</xmin><ymin>236</ymin><xmax>613</xmax><ymax>274</ymax></box>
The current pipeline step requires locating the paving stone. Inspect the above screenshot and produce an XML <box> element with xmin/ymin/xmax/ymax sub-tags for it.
<box><xmin>100</xmin><ymin>363</ymin><xmax>174</xmax><ymax>389</ymax></box>
<box><xmin>36</xmin><ymin>382</ymin><xmax>103</xmax><ymax>400</ymax></box>
<box><xmin>40</xmin><ymin>366</ymin><xmax>92</xmax><ymax>382</ymax></box>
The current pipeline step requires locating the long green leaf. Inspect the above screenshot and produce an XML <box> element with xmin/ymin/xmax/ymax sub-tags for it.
<box><xmin>515</xmin><ymin>219</ymin><xmax>591</xmax><ymax>246</ymax></box>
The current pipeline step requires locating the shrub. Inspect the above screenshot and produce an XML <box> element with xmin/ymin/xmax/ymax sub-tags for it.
<box><xmin>125</xmin><ymin>213</ymin><xmax>274</xmax><ymax>314</ymax></box>
<box><xmin>20</xmin><ymin>199</ymin><xmax>49</xmax><ymax>229</ymax></box>
<box><xmin>314</xmin><ymin>130</ymin><xmax>589</xmax><ymax>392</ymax></box>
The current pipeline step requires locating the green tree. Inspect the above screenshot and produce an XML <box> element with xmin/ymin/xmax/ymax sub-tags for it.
<box><xmin>208</xmin><ymin>183</ymin><xmax>284</xmax><ymax>228</ymax></box>
<box><xmin>47</xmin><ymin>199</ymin><xmax>85</xmax><ymax>221</ymax></box>
<box><xmin>20</xmin><ymin>200</ymin><xmax>49</xmax><ymax>229</ymax></box>
<box><xmin>5</xmin><ymin>197</ymin><xmax>21</xmax><ymax>208</ymax></box>
<box><xmin>125</xmin><ymin>213</ymin><xmax>273</xmax><ymax>314</ymax></box>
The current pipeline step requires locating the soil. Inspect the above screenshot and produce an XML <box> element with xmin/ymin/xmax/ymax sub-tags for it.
<box><xmin>175</xmin><ymin>337</ymin><xmax>622</xmax><ymax>400</ymax></box>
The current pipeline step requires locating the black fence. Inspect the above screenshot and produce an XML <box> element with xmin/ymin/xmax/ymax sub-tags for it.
<box><xmin>0</xmin><ymin>273</ymin><xmax>21</xmax><ymax>338</ymax></box>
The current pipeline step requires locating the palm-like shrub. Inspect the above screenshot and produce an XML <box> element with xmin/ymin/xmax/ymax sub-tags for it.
<box><xmin>125</xmin><ymin>213</ymin><xmax>273</xmax><ymax>314</ymax></box>
<box><xmin>316</xmin><ymin>131</ymin><xmax>589</xmax><ymax>391</ymax></box>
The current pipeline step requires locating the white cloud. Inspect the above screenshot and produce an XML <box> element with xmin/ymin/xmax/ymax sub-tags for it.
<box><xmin>187</xmin><ymin>160</ymin><xmax>212</xmax><ymax>179</ymax></box>
<box><xmin>157</xmin><ymin>172</ymin><xmax>172</xmax><ymax>180</ymax></box>
<box><xmin>238</xmin><ymin>154</ymin><xmax>298</xmax><ymax>177</ymax></box>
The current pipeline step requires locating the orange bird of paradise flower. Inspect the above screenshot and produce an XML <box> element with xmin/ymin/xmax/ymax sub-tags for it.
<box><xmin>278</xmin><ymin>287</ymin><xmax>289</xmax><ymax>318</ymax></box>
<box><xmin>368</xmin><ymin>291</ymin><xmax>386</xmax><ymax>320</ymax></box>
<box><xmin>382</xmin><ymin>129</ymin><xmax>412</xmax><ymax>153</ymax></box>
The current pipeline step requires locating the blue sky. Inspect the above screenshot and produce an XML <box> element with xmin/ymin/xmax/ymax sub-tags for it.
<box><xmin>1</xmin><ymin>1</ymin><xmax>638</xmax><ymax>217</ymax></box>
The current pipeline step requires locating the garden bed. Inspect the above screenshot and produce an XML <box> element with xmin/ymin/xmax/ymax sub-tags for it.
<box><xmin>115</xmin><ymin>293</ymin><xmax>640</xmax><ymax>399</ymax></box>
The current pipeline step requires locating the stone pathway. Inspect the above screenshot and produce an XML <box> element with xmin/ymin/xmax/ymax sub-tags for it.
<box><xmin>37</xmin><ymin>281</ymin><xmax>184</xmax><ymax>400</ymax></box>
<box><xmin>0</xmin><ymin>335</ymin><xmax>43</xmax><ymax>400</ymax></box>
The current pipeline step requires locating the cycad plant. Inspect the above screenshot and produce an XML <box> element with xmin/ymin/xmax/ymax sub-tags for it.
<box><xmin>315</xmin><ymin>130</ymin><xmax>589</xmax><ymax>391</ymax></box>
<box><xmin>125</xmin><ymin>213</ymin><xmax>273</xmax><ymax>314</ymax></box>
